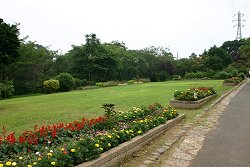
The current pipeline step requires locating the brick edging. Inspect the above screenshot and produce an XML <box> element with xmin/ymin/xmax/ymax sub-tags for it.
<box><xmin>76</xmin><ymin>114</ymin><xmax>185</xmax><ymax>167</ymax></box>
<box><xmin>170</xmin><ymin>94</ymin><xmax>218</xmax><ymax>109</ymax></box>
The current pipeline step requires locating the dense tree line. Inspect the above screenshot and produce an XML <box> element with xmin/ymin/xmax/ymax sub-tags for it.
<box><xmin>0</xmin><ymin>18</ymin><xmax>250</xmax><ymax>97</ymax></box>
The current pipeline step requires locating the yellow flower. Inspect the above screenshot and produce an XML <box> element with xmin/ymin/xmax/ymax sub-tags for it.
<box><xmin>126</xmin><ymin>130</ymin><xmax>129</xmax><ymax>134</ymax></box>
<box><xmin>108</xmin><ymin>143</ymin><xmax>111</xmax><ymax>147</ymax></box>
<box><xmin>0</xmin><ymin>164</ymin><xmax>3</xmax><ymax>167</ymax></box>
<box><xmin>28</xmin><ymin>165</ymin><xmax>32</xmax><ymax>167</ymax></box>
<box><xmin>61</xmin><ymin>148</ymin><xmax>65</xmax><ymax>151</ymax></box>
<box><xmin>19</xmin><ymin>157</ymin><xmax>23</xmax><ymax>160</ymax></box>
<box><xmin>129</xmin><ymin>130</ymin><xmax>134</xmax><ymax>133</ymax></box>
<box><xmin>107</xmin><ymin>135</ymin><xmax>112</xmax><ymax>138</ymax></box>
<box><xmin>95</xmin><ymin>143</ymin><xmax>100</xmax><ymax>147</ymax></box>
<box><xmin>6</xmin><ymin>161</ymin><xmax>11</xmax><ymax>166</ymax></box>
<box><xmin>38</xmin><ymin>157</ymin><xmax>42</xmax><ymax>161</ymax></box>
<box><xmin>33</xmin><ymin>162</ymin><xmax>37</xmax><ymax>165</ymax></box>
<box><xmin>137</xmin><ymin>130</ymin><xmax>142</xmax><ymax>134</ymax></box>
<box><xmin>12</xmin><ymin>162</ymin><xmax>17</xmax><ymax>166</ymax></box>
<box><xmin>71</xmin><ymin>149</ymin><xmax>76</xmax><ymax>152</ymax></box>
<box><xmin>100</xmin><ymin>147</ymin><xmax>103</xmax><ymax>151</ymax></box>
<box><xmin>47</xmin><ymin>152</ymin><xmax>53</xmax><ymax>156</ymax></box>
<box><xmin>51</xmin><ymin>162</ymin><xmax>56</xmax><ymax>165</ymax></box>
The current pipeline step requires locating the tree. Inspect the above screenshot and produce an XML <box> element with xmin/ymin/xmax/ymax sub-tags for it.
<box><xmin>202</xmin><ymin>46</ymin><xmax>232</xmax><ymax>71</ymax></box>
<box><xmin>0</xmin><ymin>18</ymin><xmax>21</xmax><ymax>81</ymax></box>
<box><xmin>7</xmin><ymin>41</ymin><xmax>57</xmax><ymax>94</ymax></box>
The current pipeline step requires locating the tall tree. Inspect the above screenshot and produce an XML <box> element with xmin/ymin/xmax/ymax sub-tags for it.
<box><xmin>0</xmin><ymin>18</ymin><xmax>21</xmax><ymax>80</ymax></box>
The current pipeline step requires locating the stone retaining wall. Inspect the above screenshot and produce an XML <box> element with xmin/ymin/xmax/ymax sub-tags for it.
<box><xmin>76</xmin><ymin>114</ymin><xmax>185</xmax><ymax>167</ymax></box>
<box><xmin>169</xmin><ymin>94</ymin><xmax>218</xmax><ymax>109</ymax></box>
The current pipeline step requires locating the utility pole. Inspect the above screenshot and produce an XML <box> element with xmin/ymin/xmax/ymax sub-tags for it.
<box><xmin>233</xmin><ymin>11</ymin><xmax>245</xmax><ymax>40</ymax></box>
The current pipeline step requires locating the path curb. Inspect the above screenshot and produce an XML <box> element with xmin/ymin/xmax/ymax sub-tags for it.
<box><xmin>77</xmin><ymin>114</ymin><xmax>185</xmax><ymax>167</ymax></box>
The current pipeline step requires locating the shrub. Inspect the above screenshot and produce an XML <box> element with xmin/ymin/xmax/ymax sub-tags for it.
<box><xmin>237</xmin><ymin>72</ymin><xmax>246</xmax><ymax>80</ymax></box>
<box><xmin>0</xmin><ymin>80</ymin><xmax>14</xmax><ymax>98</ymax></box>
<box><xmin>43</xmin><ymin>79</ymin><xmax>60</xmax><ymax>94</ymax></box>
<box><xmin>56</xmin><ymin>73</ymin><xmax>75</xmax><ymax>92</ymax></box>
<box><xmin>213</xmin><ymin>71</ymin><xmax>229</xmax><ymax>79</ymax></box>
<box><xmin>96</xmin><ymin>82</ymin><xmax>104</xmax><ymax>87</ymax></box>
<box><xmin>172</xmin><ymin>75</ymin><xmax>181</xmax><ymax>80</ymax></box>
<box><xmin>184</xmin><ymin>71</ymin><xmax>211</xmax><ymax>79</ymax></box>
<box><xmin>136</xmin><ymin>78</ymin><xmax>150</xmax><ymax>83</ymax></box>
<box><xmin>127</xmin><ymin>80</ymin><xmax>135</xmax><ymax>85</ymax></box>
<box><xmin>223</xmin><ymin>77</ymin><xmax>241</xmax><ymax>84</ymax></box>
<box><xmin>73</xmin><ymin>78</ymin><xmax>84</xmax><ymax>89</ymax></box>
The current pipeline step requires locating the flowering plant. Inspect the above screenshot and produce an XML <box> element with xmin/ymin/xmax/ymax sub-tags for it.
<box><xmin>173</xmin><ymin>87</ymin><xmax>216</xmax><ymax>101</ymax></box>
<box><xmin>0</xmin><ymin>103</ymin><xmax>178</xmax><ymax>167</ymax></box>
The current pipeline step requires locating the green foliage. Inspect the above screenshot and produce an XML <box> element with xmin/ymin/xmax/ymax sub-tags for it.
<box><xmin>56</xmin><ymin>73</ymin><xmax>74</xmax><ymax>92</ymax></box>
<box><xmin>95</xmin><ymin>82</ymin><xmax>104</xmax><ymax>87</ymax></box>
<box><xmin>184</xmin><ymin>71</ymin><xmax>212</xmax><ymax>79</ymax></box>
<box><xmin>43</xmin><ymin>79</ymin><xmax>60</xmax><ymax>94</ymax></box>
<box><xmin>0</xmin><ymin>18</ymin><xmax>21</xmax><ymax>81</ymax></box>
<box><xmin>127</xmin><ymin>80</ymin><xmax>135</xmax><ymax>85</ymax></box>
<box><xmin>73</xmin><ymin>78</ymin><xmax>84</xmax><ymax>89</ymax></box>
<box><xmin>213</xmin><ymin>71</ymin><xmax>229</xmax><ymax>79</ymax></box>
<box><xmin>237</xmin><ymin>72</ymin><xmax>246</xmax><ymax>80</ymax></box>
<box><xmin>0</xmin><ymin>79</ymin><xmax>14</xmax><ymax>98</ymax></box>
<box><xmin>223</xmin><ymin>77</ymin><xmax>241</xmax><ymax>84</ymax></box>
<box><xmin>173</xmin><ymin>87</ymin><xmax>216</xmax><ymax>101</ymax></box>
<box><xmin>102</xmin><ymin>103</ymin><xmax>116</xmax><ymax>119</ymax></box>
<box><xmin>172</xmin><ymin>75</ymin><xmax>181</xmax><ymax>80</ymax></box>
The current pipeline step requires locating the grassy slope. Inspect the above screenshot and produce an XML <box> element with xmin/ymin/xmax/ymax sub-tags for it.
<box><xmin>0</xmin><ymin>80</ymin><xmax>231</xmax><ymax>134</ymax></box>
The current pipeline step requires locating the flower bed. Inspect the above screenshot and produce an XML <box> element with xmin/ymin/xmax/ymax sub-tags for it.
<box><xmin>223</xmin><ymin>77</ymin><xmax>241</xmax><ymax>86</ymax></box>
<box><xmin>0</xmin><ymin>103</ymin><xmax>178</xmax><ymax>167</ymax></box>
<box><xmin>170</xmin><ymin>87</ymin><xmax>217</xmax><ymax>109</ymax></box>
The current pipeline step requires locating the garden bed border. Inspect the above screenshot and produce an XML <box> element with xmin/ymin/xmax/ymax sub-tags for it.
<box><xmin>77</xmin><ymin>114</ymin><xmax>185</xmax><ymax>167</ymax></box>
<box><xmin>223</xmin><ymin>82</ymin><xmax>239</xmax><ymax>86</ymax></box>
<box><xmin>169</xmin><ymin>94</ymin><xmax>218</xmax><ymax>109</ymax></box>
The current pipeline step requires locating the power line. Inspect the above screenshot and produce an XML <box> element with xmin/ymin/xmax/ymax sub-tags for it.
<box><xmin>233</xmin><ymin>11</ymin><xmax>245</xmax><ymax>40</ymax></box>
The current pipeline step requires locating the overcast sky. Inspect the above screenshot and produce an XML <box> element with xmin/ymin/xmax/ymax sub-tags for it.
<box><xmin>1</xmin><ymin>0</ymin><xmax>249</xmax><ymax>58</ymax></box>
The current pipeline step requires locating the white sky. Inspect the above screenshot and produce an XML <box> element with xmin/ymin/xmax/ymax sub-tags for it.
<box><xmin>1</xmin><ymin>0</ymin><xmax>249</xmax><ymax>58</ymax></box>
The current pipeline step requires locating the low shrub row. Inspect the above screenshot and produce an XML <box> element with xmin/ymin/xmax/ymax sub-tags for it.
<box><xmin>0</xmin><ymin>103</ymin><xmax>178</xmax><ymax>167</ymax></box>
<box><xmin>183</xmin><ymin>70</ymin><xmax>246</xmax><ymax>80</ymax></box>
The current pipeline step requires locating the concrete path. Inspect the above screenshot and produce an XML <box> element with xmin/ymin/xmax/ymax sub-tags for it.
<box><xmin>189</xmin><ymin>80</ymin><xmax>250</xmax><ymax>167</ymax></box>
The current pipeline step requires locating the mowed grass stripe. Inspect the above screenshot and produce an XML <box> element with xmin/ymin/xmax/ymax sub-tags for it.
<box><xmin>0</xmin><ymin>80</ymin><xmax>230</xmax><ymax>134</ymax></box>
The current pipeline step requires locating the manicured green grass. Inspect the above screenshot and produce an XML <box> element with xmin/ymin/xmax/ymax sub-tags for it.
<box><xmin>0</xmin><ymin>80</ymin><xmax>231</xmax><ymax>134</ymax></box>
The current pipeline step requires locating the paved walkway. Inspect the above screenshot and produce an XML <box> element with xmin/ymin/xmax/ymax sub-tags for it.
<box><xmin>189</xmin><ymin>80</ymin><xmax>250</xmax><ymax>167</ymax></box>
<box><xmin>161</xmin><ymin>80</ymin><xmax>249</xmax><ymax>167</ymax></box>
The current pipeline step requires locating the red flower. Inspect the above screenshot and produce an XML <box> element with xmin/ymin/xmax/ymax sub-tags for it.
<box><xmin>6</xmin><ymin>132</ymin><xmax>16</xmax><ymax>145</ymax></box>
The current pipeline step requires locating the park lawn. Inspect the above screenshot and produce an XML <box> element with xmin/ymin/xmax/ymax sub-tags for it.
<box><xmin>0</xmin><ymin>80</ymin><xmax>231</xmax><ymax>135</ymax></box>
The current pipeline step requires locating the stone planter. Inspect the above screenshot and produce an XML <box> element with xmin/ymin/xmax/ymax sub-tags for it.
<box><xmin>170</xmin><ymin>94</ymin><xmax>218</xmax><ymax>109</ymax></box>
<box><xmin>76</xmin><ymin>114</ymin><xmax>185</xmax><ymax>167</ymax></box>
<box><xmin>223</xmin><ymin>82</ymin><xmax>239</xmax><ymax>86</ymax></box>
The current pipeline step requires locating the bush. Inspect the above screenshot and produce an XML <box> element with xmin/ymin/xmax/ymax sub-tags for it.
<box><xmin>213</xmin><ymin>71</ymin><xmax>229</xmax><ymax>79</ymax></box>
<box><xmin>0</xmin><ymin>80</ymin><xmax>14</xmax><ymax>98</ymax></box>
<box><xmin>184</xmin><ymin>71</ymin><xmax>212</xmax><ymax>79</ymax></box>
<box><xmin>56</xmin><ymin>73</ymin><xmax>74</xmax><ymax>92</ymax></box>
<box><xmin>73</xmin><ymin>78</ymin><xmax>84</xmax><ymax>89</ymax></box>
<box><xmin>127</xmin><ymin>80</ymin><xmax>135</xmax><ymax>85</ymax></box>
<box><xmin>96</xmin><ymin>82</ymin><xmax>104</xmax><ymax>87</ymax></box>
<box><xmin>43</xmin><ymin>79</ymin><xmax>60</xmax><ymax>94</ymax></box>
<box><xmin>172</xmin><ymin>75</ymin><xmax>181</xmax><ymax>80</ymax></box>
<box><xmin>223</xmin><ymin>77</ymin><xmax>241</xmax><ymax>84</ymax></box>
<box><xmin>237</xmin><ymin>72</ymin><xmax>246</xmax><ymax>80</ymax></box>
<box><xmin>136</xmin><ymin>78</ymin><xmax>150</xmax><ymax>83</ymax></box>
